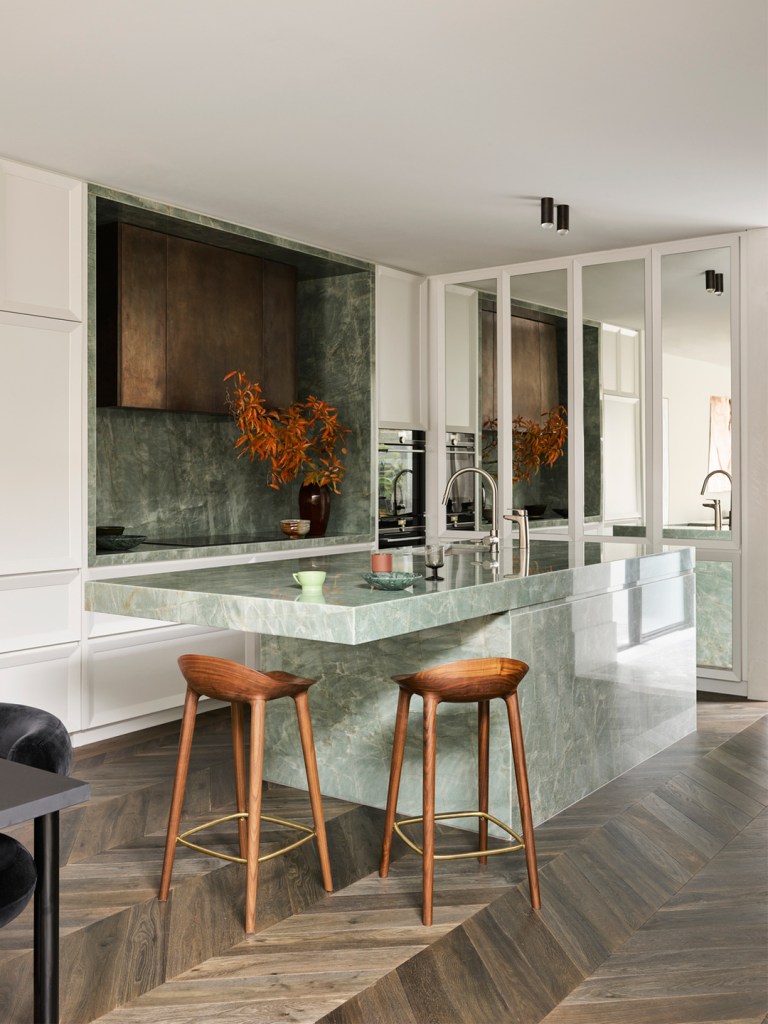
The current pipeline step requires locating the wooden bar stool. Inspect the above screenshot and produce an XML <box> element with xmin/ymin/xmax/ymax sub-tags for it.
<box><xmin>158</xmin><ymin>654</ymin><xmax>333</xmax><ymax>934</ymax></box>
<box><xmin>379</xmin><ymin>657</ymin><xmax>540</xmax><ymax>926</ymax></box>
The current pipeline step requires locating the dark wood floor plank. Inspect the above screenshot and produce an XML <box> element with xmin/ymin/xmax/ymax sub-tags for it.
<box><xmin>399</xmin><ymin>925</ymin><xmax>511</xmax><ymax>1024</ymax></box>
<box><xmin>484</xmin><ymin>887</ymin><xmax>585</xmax><ymax>1006</ymax></box>
<box><xmin>541</xmin><ymin>990</ymin><xmax>768</xmax><ymax>1023</ymax></box>
<box><xmin>658</xmin><ymin>773</ymin><xmax>753</xmax><ymax>842</ymax></box>
<box><xmin>565</xmin><ymin>963</ymin><xmax>766</xmax><ymax>1002</ymax></box>
<box><xmin>682</xmin><ymin>759</ymin><xmax>766</xmax><ymax>818</ymax></box>
<box><xmin>460</xmin><ymin>905</ymin><xmax>562</xmax><ymax>1022</ymax></box>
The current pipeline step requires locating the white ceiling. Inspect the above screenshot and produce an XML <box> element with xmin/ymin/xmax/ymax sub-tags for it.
<box><xmin>2</xmin><ymin>0</ymin><xmax>767</xmax><ymax>276</ymax></box>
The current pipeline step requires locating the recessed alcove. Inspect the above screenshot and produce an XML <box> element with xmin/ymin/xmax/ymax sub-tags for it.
<box><xmin>88</xmin><ymin>187</ymin><xmax>375</xmax><ymax>560</ymax></box>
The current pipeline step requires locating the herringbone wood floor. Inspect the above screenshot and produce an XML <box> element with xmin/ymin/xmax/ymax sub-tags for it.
<box><xmin>85</xmin><ymin>699</ymin><xmax>768</xmax><ymax>1024</ymax></box>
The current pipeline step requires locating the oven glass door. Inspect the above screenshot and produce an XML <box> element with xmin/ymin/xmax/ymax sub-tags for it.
<box><xmin>445</xmin><ymin>432</ymin><xmax>478</xmax><ymax>531</ymax></box>
<box><xmin>378</xmin><ymin>430</ymin><xmax>425</xmax><ymax>547</ymax></box>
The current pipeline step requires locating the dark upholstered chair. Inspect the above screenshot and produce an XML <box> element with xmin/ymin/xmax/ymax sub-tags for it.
<box><xmin>0</xmin><ymin>833</ymin><xmax>36</xmax><ymax>928</ymax></box>
<box><xmin>0</xmin><ymin>703</ymin><xmax>73</xmax><ymax>776</ymax></box>
<box><xmin>0</xmin><ymin>704</ymin><xmax>73</xmax><ymax>930</ymax></box>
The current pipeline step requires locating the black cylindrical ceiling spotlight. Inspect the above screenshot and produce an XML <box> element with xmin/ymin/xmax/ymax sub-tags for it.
<box><xmin>541</xmin><ymin>197</ymin><xmax>554</xmax><ymax>229</ymax></box>
<box><xmin>714</xmin><ymin>273</ymin><xmax>724</xmax><ymax>296</ymax></box>
<box><xmin>556</xmin><ymin>204</ymin><xmax>570</xmax><ymax>235</ymax></box>
<box><xmin>705</xmin><ymin>269</ymin><xmax>716</xmax><ymax>293</ymax></box>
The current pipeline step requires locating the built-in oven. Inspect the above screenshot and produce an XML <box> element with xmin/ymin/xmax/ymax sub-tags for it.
<box><xmin>377</xmin><ymin>429</ymin><xmax>426</xmax><ymax>548</ymax></box>
<box><xmin>445</xmin><ymin>431</ymin><xmax>478</xmax><ymax>531</ymax></box>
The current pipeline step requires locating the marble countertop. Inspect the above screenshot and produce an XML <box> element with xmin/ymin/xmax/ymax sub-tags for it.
<box><xmin>613</xmin><ymin>524</ymin><xmax>731</xmax><ymax>541</ymax></box>
<box><xmin>85</xmin><ymin>541</ymin><xmax>694</xmax><ymax>646</ymax></box>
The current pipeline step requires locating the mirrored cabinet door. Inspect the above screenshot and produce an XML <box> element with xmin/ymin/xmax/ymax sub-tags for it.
<box><xmin>442</xmin><ymin>278</ymin><xmax>497</xmax><ymax>534</ymax></box>
<box><xmin>661</xmin><ymin>247</ymin><xmax>733</xmax><ymax>542</ymax></box>
<box><xmin>581</xmin><ymin>258</ymin><xmax>646</xmax><ymax>538</ymax></box>
<box><xmin>507</xmin><ymin>269</ymin><xmax>569</xmax><ymax>533</ymax></box>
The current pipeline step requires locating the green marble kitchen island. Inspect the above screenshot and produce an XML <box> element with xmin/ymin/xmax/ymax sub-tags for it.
<box><xmin>85</xmin><ymin>542</ymin><xmax>696</xmax><ymax>833</ymax></box>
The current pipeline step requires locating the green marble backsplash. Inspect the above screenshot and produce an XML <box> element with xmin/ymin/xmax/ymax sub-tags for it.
<box><xmin>96</xmin><ymin>406</ymin><xmax>293</xmax><ymax>537</ymax></box>
<box><xmin>296</xmin><ymin>272</ymin><xmax>375</xmax><ymax>536</ymax></box>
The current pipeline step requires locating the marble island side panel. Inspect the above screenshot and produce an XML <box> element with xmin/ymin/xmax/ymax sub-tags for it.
<box><xmin>259</xmin><ymin>561</ymin><xmax>696</xmax><ymax>832</ymax></box>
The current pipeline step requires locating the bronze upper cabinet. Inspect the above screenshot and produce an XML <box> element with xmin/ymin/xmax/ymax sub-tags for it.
<box><xmin>166</xmin><ymin>237</ymin><xmax>263</xmax><ymax>414</ymax></box>
<box><xmin>97</xmin><ymin>223</ymin><xmax>297</xmax><ymax>414</ymax></box>
<box><xmin>97</xmin><ymin>223</ymin><xmax>168</xmax><ymax>409</ymax></box>
<box><xmin>511</xmin><ymin>314</ymin><xmax>558</xmax><ymax>421</ymax></box>
<box><xmin>262</xmin><ymin>260</ymin><xmax>297</xmax><ymax>409</ymax></box>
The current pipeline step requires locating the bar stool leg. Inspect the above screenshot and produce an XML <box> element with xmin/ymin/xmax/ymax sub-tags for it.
<box><xmin>231</xmin><ymin>702</ymin><xmax>248</xmax><ymax>860</ymax></box>
<box><xmin>159</xmin><ymin>688</ymin><xmax>199</xmax><ymax>901</ymax></box>
<box><xmin>505</xmin><ymin>692</ymin><xmax>541</xmax><ymax>910</ymax></box>
<box><xmin>478</xmin><ymin>699</ymin><xmax>490</xmax><ymax>865</ymax></box>
<box><xmin>379</xmin><ymin>688</ymin><xmax>412</xmax><ymax>878</ymax></box>
<box><xmin>294</xmin><ymin>692</ymin><xmax>333</xmax><ymax>893</ymax></box>
<box><xmin>422</xmin><ymin>694</ymin><xmax>438</xmax><ymax>926</ymax></box>
<box><xmin>245</xmin><ymin>698</ymin><xmax>266</xmax><ymax>934</ymax></box>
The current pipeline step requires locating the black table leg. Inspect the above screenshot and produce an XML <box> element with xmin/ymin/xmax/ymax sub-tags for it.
<box><xmin>33</xmin><ymin>811</ymin><xmax>59</xmax><ymax>1024</ymax></box>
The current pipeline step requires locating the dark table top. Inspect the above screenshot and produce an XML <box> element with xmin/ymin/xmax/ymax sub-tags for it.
<box><xmin>0</xmin><ymin>759</ymin><xmax>90</xmax><ymax>828</ymax></box>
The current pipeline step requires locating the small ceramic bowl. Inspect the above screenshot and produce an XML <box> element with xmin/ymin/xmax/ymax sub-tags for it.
<box><xmin>280</xmin><ymin>519</ymin><xmax>311</xmax><ymax>539</ymax></box>
<box><xmin>362</xmin><ymin>571</ymin><xmax>421</xmax><ymax>591</ymax></box>
<box><xmin>96</xmin><ymin>525</ymin><xmax>124</xmax><ymax>536</ymax></box>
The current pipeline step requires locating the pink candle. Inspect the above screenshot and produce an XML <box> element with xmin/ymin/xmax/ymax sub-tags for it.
<box><xmin>371</xmin><ymin>551</ymin><xmax>393</xmax><ymax>572</ymax></box>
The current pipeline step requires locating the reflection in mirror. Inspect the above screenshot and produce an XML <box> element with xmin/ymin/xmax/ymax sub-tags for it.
<box><xmin>581</xmin><ymin>260</ymin><xmax>646</xmax><ymax>537</ymax></box>
<box><xmin>661</xmin><ymin>248</ymin><xmax>732</xmax><ymax>541</ymax></box>
<box><xmin>507</xmin><ymin>270</ymin><xmax>569</xmax><ymax>533</ymax></box>
<box><xmin>443</xmin><ymin>278</ymin><xmax>497</xmax><ymax>532</ymax></box>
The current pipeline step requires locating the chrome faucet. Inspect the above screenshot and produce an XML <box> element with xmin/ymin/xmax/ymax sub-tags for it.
<box><xmin>504</xmin><ymin>508</ymin><xmax>530</xmax><ymax>549</ymax></box>
<box><xmin>443</xmin><ymin>466</ymin><xmax>499</xmax><ymax>561</ymax></box>
<box><xmin>702</xmin><ymin>498</ymin><xmax>722</xmax><ymax>530</ymax></box>
<box><xmin>700</xmin><ymin>470</ymin><xmax>732</xmax><ymax>530</ymax></box>
<box><xmin>390</xmin><ymin>468</ymin><xmax>413</xmax><ymax>515</ymax></box>
<box><xmin>700</xmin><ymin>469</ymin><xmax>732</xmax><ymax>493</ymax></box>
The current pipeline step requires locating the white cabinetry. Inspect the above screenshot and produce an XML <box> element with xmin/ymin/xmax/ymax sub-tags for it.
<box><xmin>0</xmin><ymin>159</ymin><xmax>83</xmax><ymax>320</ymax></box>
<box><xmin>0</xmin><ymin>159</ymin><xmax>85</xmax><ymax>732</ymax></box>
<box><xmin>376</xmin><ymin>266</ymin><xmax>427</xmax><ymax>428</ymax></box>
<box><xmin>84</xmin><ymin>625</ymin><xmax>245</xmax><ymax>732</ymax></box>
<box><xmin>0</xmin><ymin>571</ymin><xmax>80</xmax><ymax>653</ymax></box>
<box><xmin>0</xmin><ymin>644</ymin><xmax>81</xmax><ymax>731</ymax></box>
<box><xmin>444</xmin><ymin>284</ymin><xmax>478</xmax><ymax>434</ymax></box>
<box><xmin>0</xmin><ymin>311</ymin><xmax>83</xmax><ymax>573</ymax></box>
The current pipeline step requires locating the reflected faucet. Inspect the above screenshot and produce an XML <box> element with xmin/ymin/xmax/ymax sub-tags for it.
<box><xmin>700</xmin><ymin>470</ymin><xmax>732</xmax><ymax>530</ymax></box>
<box><xmin>504</xmin><ymin>509</ymin><xmax>530</xmax><ymax>549</ymax></box>
<box><xmin>390</xmin><ymin>468</ymin><xmax>413</xmax><ymax>515</ymax></box>
<box><xmin>443</xmin><ymin>466</ymin><xmax>498</xmax><ymax>561</ymax></box>
<box><xmin>700</xmin><ymin>469</ymin><xmax>732</xmax><ymax>493</ymax></box>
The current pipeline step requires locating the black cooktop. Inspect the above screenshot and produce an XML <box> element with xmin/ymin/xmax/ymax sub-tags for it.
<box><xmin>143</xmin><ymin>532</ymin><xmax>278</xmax><ymax>548</ymax></box>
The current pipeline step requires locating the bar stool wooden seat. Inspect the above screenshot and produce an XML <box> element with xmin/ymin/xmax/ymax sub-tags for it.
<box><xmin>159</xmin><ymin>654</ymin><xmax>333</xmax><ymax>934</ymax></box>
<box><xmin>379</xmin><ymin>657</ymin><xmax>540</xmax><ymax>925</ymax></box>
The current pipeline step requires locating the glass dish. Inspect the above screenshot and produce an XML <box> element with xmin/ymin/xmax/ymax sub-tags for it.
<box><xmin>362</xmin><ymin>571</ymin><xmax>421</xmax><ymax>591</ymax></box>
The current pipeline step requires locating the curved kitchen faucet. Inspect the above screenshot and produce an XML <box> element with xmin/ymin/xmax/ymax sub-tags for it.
<box><xmin>443</xmin><ymin>466</ymin><xmax>499</xmax><ymax>562</ymax></box>
<box><xmin>700</xmin><ymin>469</ymin><xmax>733</xmax><ymax>530</ymax></box>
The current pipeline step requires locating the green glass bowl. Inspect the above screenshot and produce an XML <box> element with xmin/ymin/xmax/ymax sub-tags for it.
<box><xmin>362</xmin><ymin>571</ymin><xmax>421</xmax><ymax>591</ymax></box>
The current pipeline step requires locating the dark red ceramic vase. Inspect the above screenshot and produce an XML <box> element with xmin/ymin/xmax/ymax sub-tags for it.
<box><xmin>298</xmin><ymin>482</ymin><xmax>331</xmax><ymax>537</ymax></box>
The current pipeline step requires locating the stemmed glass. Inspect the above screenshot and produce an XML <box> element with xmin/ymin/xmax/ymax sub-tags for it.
<box><xmin>424</xmin><ymin>544</ymin><xmax>445</xmax><ymax>582</ymax></box>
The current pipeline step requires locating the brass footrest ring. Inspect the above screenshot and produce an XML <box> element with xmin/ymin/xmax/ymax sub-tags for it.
<box><xmin>177</xmin><ymin>812</ymin><xmax>317</xmax><ymax>865</ymax></box>
<box><xmin>393</xmin><ymin>810</ymin><xmax>524</xmax><ymax>861</ymax></box>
